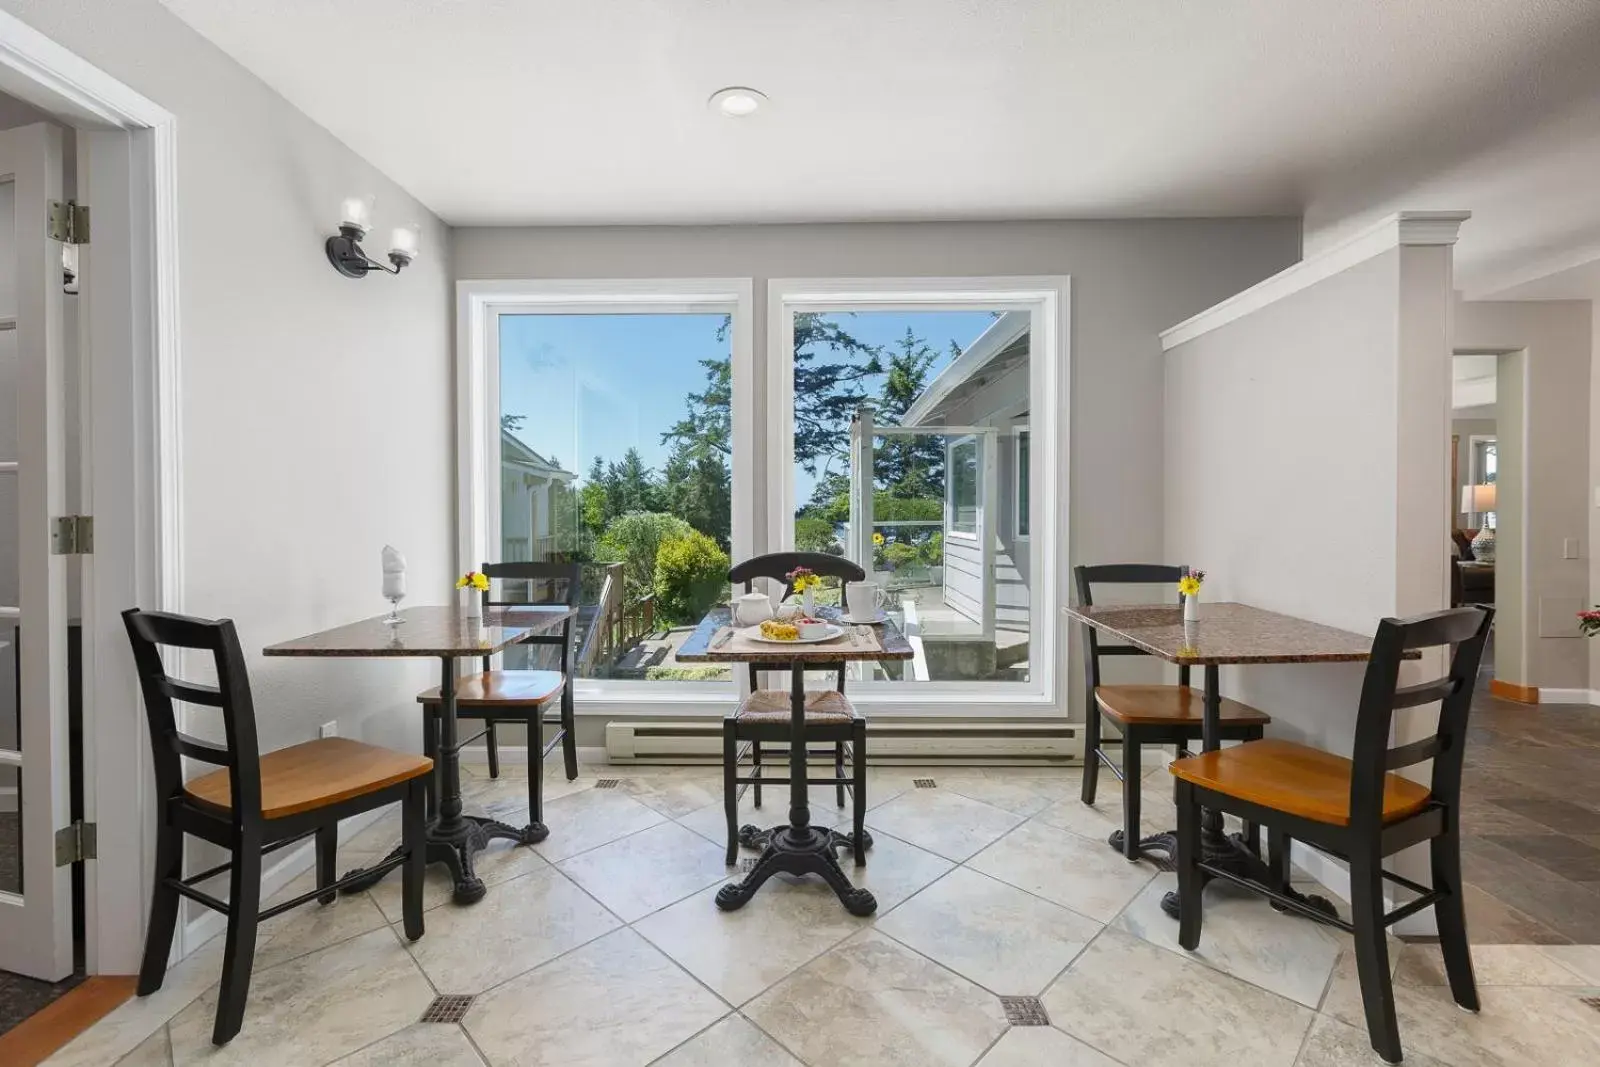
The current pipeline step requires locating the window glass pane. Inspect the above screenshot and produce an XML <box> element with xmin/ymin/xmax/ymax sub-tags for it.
<box><xmin>791</xmin><ymin>308</ymin><xmax>1034</xmax><ymax>685</ymax></box>
<box><xmin>498</xmin><ymin>313</ymin><xmax>733</xmax><ymax>685</ymax></box>
<box><xmin>1016</xmin><ymin>430</ymin><xmax>1030</xmax><ymax>538</ymax></box>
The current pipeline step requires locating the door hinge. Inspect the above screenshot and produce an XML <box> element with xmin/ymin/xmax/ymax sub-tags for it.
<box><xmin>51</xmin><ymin>515</ymin><xmax>93</xmax><ymax>555</ymax></box>
<box><xmin>47</xmin><ymin>200</ymin><xmax>90</xmax><ymax>244</ymax></box>
<box><xmin>55</xmin><ymin>820</ymin><xmax>97</xmax><ymax>865</ymax></box>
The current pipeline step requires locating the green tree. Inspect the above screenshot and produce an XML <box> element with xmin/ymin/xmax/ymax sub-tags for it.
<box><xmin>660</xmin><ymin>443</ymin><xmax>731</xmax><ymax>550</ymax></box>
<box><xmin>653</xmin><ymin>530</ymin><xmax>731</xmax><ymax>623</ymax></box>
<box><xmin>875</xmin><ymin>328</ymin><xmax>945</xmax><ymax>501</ymax></box>
<box><xmin>580</xmin><ymin>457</ymin><xmax>612</xmax><ymax>536</ymax></box>
<box><xmin>610</xmin><ymin>448</ymin><xmax>657</xmax><ymax>514</ymax></box>
<box><xmin>596</xmin><ymin>512</ymin><xmax>691</xmax><ymax>600</ymax></box>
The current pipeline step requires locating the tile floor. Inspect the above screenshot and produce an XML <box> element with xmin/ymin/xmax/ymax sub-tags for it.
<box><xmin>44</xmin><ymin>760</ymin><xmax>1600</xmax><ymax>1067</ymax></box>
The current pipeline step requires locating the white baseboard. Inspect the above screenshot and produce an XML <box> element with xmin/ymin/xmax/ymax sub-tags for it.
<box><xmin>180</xmin><ymin>805</ymin><xmax>389</xmax><ymax>957</ymax></box>
<box><xmin>1537</xmin><ymin>688</ymin><xmax>1600</xmax><ymax>706</ymax></box>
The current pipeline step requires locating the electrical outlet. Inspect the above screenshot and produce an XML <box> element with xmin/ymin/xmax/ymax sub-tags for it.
<box><xmin>319</xmin><ymin>720</ymin><xmax>338</xmax><ymax>739</ymax></box>
<box><xmin>1563</xmin><ymin>538</ymin><xmax>1581</xmax><ymax>560</ymax></box>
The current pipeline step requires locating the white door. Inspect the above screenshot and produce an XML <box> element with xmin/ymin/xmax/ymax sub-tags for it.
<box><xmin>0</xmin><ymin>122</ymin><xmax>73</xmax><ymax>980</ymax></box>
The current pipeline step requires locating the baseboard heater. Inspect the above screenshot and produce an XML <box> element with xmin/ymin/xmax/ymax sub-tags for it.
<box><xmin>604</xmin><ymin>719</ymin><xmax>1081</xmax><ymax>765</ymax></box>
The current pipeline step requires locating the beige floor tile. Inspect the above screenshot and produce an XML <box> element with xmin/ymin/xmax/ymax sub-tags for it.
<box><xmin>166</xmin><ymin>928</ymin><xmax>433</xmax><ymax>1067</ymax></box>
<box><xmin>252</xmin><ymin>863</ymin><xmax>391</xmax><ymax>971</ymax></box>
<box><xmin>866</xmin><ymin>789</ymin><xmax>1026</xmax><ymax>861</ymax></box>
<box><xmin>112</xmin><ymin>1027</ymin><xmax>172</xmax><ymax>1067</ymax></box>
<box><xmin>1293</xmin><ymin>1014</ymin><xmax>1449</xmax><ymax>1067</ymax></box>
<box><xmin>617</xmin><ymin>774</ymin><xmax>724</xmax><ymax>818</ymax></box>
<box><xmin>462</xmin><ymin>768</ymin><xmax>597</xmax><ymax>818</ymax></box>
<box><xmin>557</xmin><ymin>821</ymin><xmax>731</xmax><ymax>922</ymax></box>
<box><xmin>367</xmin><ymin>837</ymin><xmax>551</xmax><ymax>923</ymax></box>
<box><xmin>649</xmin><ymin>1014</ymin><xmax>802</xmax><ymax>1067</ymax></box>
<box><xmin>1321</xmin><ymin>947</ymin><xmax>1600</xmax><ymax>1066</ymax></box>
<box><xmin>936</xmin><ymin>777</ymin><xmax>1056</xmax><ymax>816</ymax></box>
<box><xmin>974</xmin><ymin>1026</ymin><xmax>1122</xmax><ymax>1067</ymax></box>
<box><xmin>981</xmin><ymin>764</ymin><xmax>1084</xmax><ymax>780</ymax></box>
<box><xmin>326</xmin><ymin>1022</ymin><xmax>487</xmax><ymax>1065</ymax></box>
<box><xmin>44</xmin><ymin>938</ymin><xmax>226</xmax><ymax>1067</ymax></box>
<box><xmin>1115</xmin><ymin>874</ymin><xmax>1344</xmax><ymax>1008</ymax></box>
<box><xmin>745</xmin><ymin>931</ymin><xmax>1009</xmax><ymax>1067</ymax></box>
<box><xmin>877</xmin><ymin>867</ymin><xmax>1101</xmax><ymax>995</ymax></box>
<box><xmin>1031</xmin><ymin>791</ymin><xmax>1174</xmax><ymax>845</ymax></box>
<box><xmin>1396</xmin><ymin>942</ymin><xmax>1591</xmax><ymax>987</ymax></box>
<box><xmin>1042</xmin><ymin>927</ymin><xmax>1313</xmax><ymax>1067</ymax></box>
<box><xmin>464</xmin><ymin>928</ymin><xmax>727</xmax><ymax>1067</ymax></box>
<box><xmin>968</xmin><ymin>821</ymin><xmax>1155</xmax><ymax>923</ymax></box>
<box><xmin>675</xmin><ymin>789</ymin><xmax>850</xmax><ymax>852</ymax></box>
<box><xmin>530</xmin><ymin>787</ymin><xmax>668</xmax><ymax>862</ymax></box>
<box><xmin>1536</xmin><ymin>944</ymin><xmax>1600</xmax><ymax>982</ymax></box>
<box><xmin>401</xmin><ymin>865</ymin><xmax>620</xmax><ymax>992</ymax></box>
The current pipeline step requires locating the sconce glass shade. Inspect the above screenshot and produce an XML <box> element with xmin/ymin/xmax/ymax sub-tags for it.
<box><xmin>340</xmin><ymin>195</ymin><xmax>374</xmax><ymax>235</ymax></box>
<box><xmin>388</xmin><ymin>225</ymin><xmax>421</xmax><ymax>264</ymax></box>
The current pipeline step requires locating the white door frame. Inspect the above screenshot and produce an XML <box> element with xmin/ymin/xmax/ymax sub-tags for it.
<box><xmin>0</xmin><ymin>13</ymin><xmax>181</xmax><ymax>975</ymax></box>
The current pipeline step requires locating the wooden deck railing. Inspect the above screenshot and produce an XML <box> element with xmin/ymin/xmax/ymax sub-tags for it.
<box><xmin>575</xmin><ymin>562</ymin><xmax>656</xmax><ymax>677</ymax></box>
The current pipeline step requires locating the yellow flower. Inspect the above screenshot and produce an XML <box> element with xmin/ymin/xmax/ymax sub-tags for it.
<box><xmin>873</xmin><ymin>532</ymin><xmax>885</xmax><ymax>546</ymax></box>
<box><xmin>456</xmin><ymin>571</ymin><xmax>490</xmax><ymax>591</ymax></box>
<box><xmin>1177</xmin><ymin>575</ymin><xmax>1201</xmax><ymax>597</ymax></box>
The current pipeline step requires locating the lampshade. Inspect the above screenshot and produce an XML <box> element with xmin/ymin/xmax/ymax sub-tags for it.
<box><xmin>339</xmin><ymin>195</ymin><xmax>374</xmax><ymax>235</ymax></box>
<box><xmin>388</xmin><ymin>225</ymin><xmax>421</xmax><ymax>263</ymax></box>
<box><xmin>1461</xmin><ymin>483</ymin><xmax>1497</xmax><ymax>512</ymax></box>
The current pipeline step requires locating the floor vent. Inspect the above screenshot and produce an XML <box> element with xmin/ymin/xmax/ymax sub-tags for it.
<box><xmin>594</xmin><ymin>779</ymin><xmax>620</xmax><ymax>789</ymax></box>
<box><xmin>740</xmin><ymin>858</ymin><xmax>758</xmax><ymax>874</ymax></box>
<box><xmin>913</xmin><ymin>778</ymin><xmax>937</xmax><ymax>789</ymax></box>
<box><xmin>1584</xmin><ymin>996</ymin><xmax>1600</xmax><ymax>1014</ymax></box>
<box><xmin>421</xmin><ymin>994</ymin><xmax>475</xmax><ymax>1023</ymax></box>
<box><xmin>1000</xmin><ymin>996</ymin><xmax>1050</xmax><ymax>1026</ymax></box>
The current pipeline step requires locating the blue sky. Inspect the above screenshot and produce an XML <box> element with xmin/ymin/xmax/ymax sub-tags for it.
<box><xmin>499</xmin><ymin>310</ymin><xmax>997</xmax><ymax>502</ymax></box>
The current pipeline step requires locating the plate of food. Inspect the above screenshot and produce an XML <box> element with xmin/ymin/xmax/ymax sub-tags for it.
<box><xmin>746</xmin><ymin>618</ymin><xmax>846</xmax><ymax>644</ymax></box>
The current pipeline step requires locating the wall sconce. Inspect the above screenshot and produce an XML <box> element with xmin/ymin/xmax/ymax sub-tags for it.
<box><xmin>325</xmin><ymin>196</ymin><xmax>420</xmax><ymax>278</ymax></box>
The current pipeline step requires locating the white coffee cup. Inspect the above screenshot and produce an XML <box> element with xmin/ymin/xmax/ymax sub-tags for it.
<box><xmin>845</xmin><ymin>581</ymin><xmax>886</xmax><ymax>622</ymax></box>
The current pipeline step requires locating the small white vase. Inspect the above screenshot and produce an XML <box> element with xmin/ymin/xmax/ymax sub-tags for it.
<box><xmin>803</xmin><ymin>587</ymin><xmax>816</xmax><ymax>615</ymax></box>
<box><xmin>1183</xmin><ymin>593</ymin><xmax>1199</xmax><ymax>622</ymax></box>
<box><xmin>459</xmin><ymin>586</ymin><xmax>480</xmax><ymax>620</ymax></box>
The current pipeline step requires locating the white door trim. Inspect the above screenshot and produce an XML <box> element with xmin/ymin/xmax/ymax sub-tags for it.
<box><xmin>0</xmin><ymin>10</ymin><xmax>181</xmax><ymax>974</ymax></box>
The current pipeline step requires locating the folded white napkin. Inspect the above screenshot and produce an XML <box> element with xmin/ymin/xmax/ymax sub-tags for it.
<box><xmin>381</xmin><ymin>544</ymin><xmax>407</xmax><ymax>598</ymax></box>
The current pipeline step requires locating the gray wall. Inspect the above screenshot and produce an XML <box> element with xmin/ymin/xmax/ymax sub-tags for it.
<box><xmin>455</xmin><ymin>218</ymin><xmax>1303</xmax><ymax>717</ymax></box>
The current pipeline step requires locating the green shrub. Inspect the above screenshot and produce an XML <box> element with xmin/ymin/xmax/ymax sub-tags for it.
<box><xmin>653</xmin><ymin>530</ymin><xmax>731</xmax><ymax>624</ymax></box>
<box><xmin>794</xmin><ymin>514</ymin><xmax>841</xmax><ymax>555</ymax></box>
<box><xmin>883</xmin><ymin>542</ymin><xmax>920</xmax><ymax>570</ymax></box>
<box><xmin>596</xmin><ymin>512</ymin><xmax>691</xmax><ymax>599</ymax></box>
<box><xmin>645</xmin><ymin>665</ymin><xmax>732</xmax><ymax>681</ymax></box>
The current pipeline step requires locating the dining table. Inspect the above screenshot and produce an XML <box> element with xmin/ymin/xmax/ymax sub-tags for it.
<box><xmin>264</xmin><ymin>604</ymin><xmax>577</xmax><ymax>904</ymax></box>
<box><xmin>676</xmin><ymin>604</ymin><xmax>914</xmax><ymax>917</ymax></box>
<box><xmin>1063</xmin><ymin>600</ymin><xmax>1401</xmax><ymax>920</ymax></box>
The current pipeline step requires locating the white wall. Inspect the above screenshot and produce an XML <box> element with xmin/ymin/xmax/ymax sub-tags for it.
<box><xmin>455</xmin><ymin>218</ymin><xmax>1302</xmax><ymax>716</ymax></box>
<box><xmin>0</xmin><ymin>0</ymin><xmax>454</xmax><ymax>967</ymax></box>
<box><xmin>1454</xmin><ymin>299</ymin><xmax>1592</xmax><ymax>691</ymax></box>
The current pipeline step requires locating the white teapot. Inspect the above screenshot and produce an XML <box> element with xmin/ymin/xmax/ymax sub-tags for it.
<box><xmin>733</xmin><ymin>591</ymin><xmax>775</xmax><ymax>627</ymax></box>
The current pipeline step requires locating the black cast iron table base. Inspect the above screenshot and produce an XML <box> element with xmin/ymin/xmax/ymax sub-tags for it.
<box><xmin>340</xmin><ymin>813</ymin><xmax>548</xmax><ymax>905</ymax></box>
<box><xmin>1108</xmin><ymin>826</ymin><xmax>1340</xmax><ymax>921</ymax></box>
<box><xmin>717</xmin><ymin>825</ymin><xmax>877</xmax><ymax>917</ymax></box>
<box><xmin>738</xmin><ymin>822</ymin><xmax>874</xmax><ymax>856</ymax></box>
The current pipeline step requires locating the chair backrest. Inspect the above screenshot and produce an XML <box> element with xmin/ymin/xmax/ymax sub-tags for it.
<box><xmin>480</xmin><ymin>561</ymin><xmax>582</xmax><ymax>673</ymax></box>
<box><xmin>1074</xmin><ymin>564</ymin><xmax>1191</xmax><ymax>695</ymax></box>
<box><xmin>1348</xmin><ymin>605</ymin><xmax>1492</xmax><ymax>828</ymax></box>
<box><xmin>728</xmin><ymin>551</ymin><xmax>866</xmax><ymax>598</ymax></box>
<box><xmin>123</xmin><ymin>608</ymin><xmax>260</xmax><ymax>818</ymax></box>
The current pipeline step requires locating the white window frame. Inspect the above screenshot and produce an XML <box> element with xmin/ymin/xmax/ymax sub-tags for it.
<box><xmin>767</xmin><ymin>277</ymin><xmax>1070</xmax><ymax>716</ymax></box>
<box><xmin>456</xmin><ymin>278</ymin><xmax>755</xmax><ymax>711</ymax></box>
<box><xmin>944</xmin><ymin>435</ymin><xmax>981</xmax><ymax>539</ymax></box>
<box><xmin>1013</xmin><ymin>421</ymin><xmax>1031</xmax><ymax>541</ymax></box>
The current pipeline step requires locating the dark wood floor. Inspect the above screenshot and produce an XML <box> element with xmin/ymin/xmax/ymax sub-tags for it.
<box><xmin>1460</xmin><ymin>688</ymin><xmax>1600</xmax><ymax>943</ymax></box>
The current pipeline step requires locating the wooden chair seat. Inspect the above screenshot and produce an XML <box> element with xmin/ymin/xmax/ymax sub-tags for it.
<box><xmin>736</xmin><ymin>688</ymin><xmax>857</xmax><ymax>725</ymax></box>
<box><xmin>1094</xmin><ymin>684</ymin><xmax>1271</xmax><ymax>727</ymax></box>
<box><xmin>416</xmin><ymin>669</ymin><xmax>565</xmax><ymax>708</ymax></box>
<box><xmin>184</xmin><ymin>737</ymin><xmax>433</xmax><ymax>820</ymax></box>
<box><xmin>1168</xmin><ymin>737</ymin><xmax>1432</xmax><ymax>827</ymax></box>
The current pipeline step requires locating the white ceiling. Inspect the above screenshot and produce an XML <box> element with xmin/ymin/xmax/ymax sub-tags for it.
<box><xmin>157</xmin><ymin>0</ymin><xmax>1600</xmax><ymax>284</ymax></box>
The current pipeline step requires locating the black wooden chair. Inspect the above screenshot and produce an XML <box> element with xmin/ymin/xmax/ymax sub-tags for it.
<box><xmin>418</xmin><ymin>562</ymin><xmax>580</xmax><ymax>828</ymax></box>
<box><xmin>1171</xmin><ymin>605</ymin><xmax>1493</xmax><ymax>1065</ymax></box>
<box><xmin>124</xmin><ymin>608</ymin><xmax>431</xmax><ymax>1045</ymax></box>
<box><xmin>1076</xmin><ymin>564</ymin><xmax>1271</xmax><ymax>859</ymax></box>
<box><xmin>723</xmin><ymin>551</ymin><xmax>869</xmax><ymax>866</ymax></box>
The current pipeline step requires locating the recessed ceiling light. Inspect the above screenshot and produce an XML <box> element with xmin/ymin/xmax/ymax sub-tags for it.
<box><xmin>709</xmin><ymin>86</ymin><xmax>767</xmax><ymax>118</ymax></box>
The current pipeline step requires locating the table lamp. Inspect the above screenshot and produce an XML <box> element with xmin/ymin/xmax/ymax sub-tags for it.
<box><xmin>1460</xmin><ymin>483</ymin><xmax>1496</xmax><ymax>561</ymax></box>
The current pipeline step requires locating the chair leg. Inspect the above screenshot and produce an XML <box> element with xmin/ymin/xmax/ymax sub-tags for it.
<box><xmin>835</xmin><ymin>740</ymin><xmax>846</xmax><ymax>808</ymax></box>
<box><xmin>852</xmin><ymin>719</ymin><xmax>867</xmax><ymax>866</ymax></box>
<box><xmin>1241</xmin><ymin>820</ymin><xmax>1262</xmax><ymax>857</ymax></box>
<box><xmin>1176</xmin><ymin>780</ymin><xmax>1203</xmax><ymax>951</ymax></box>
<box><xmin>422</xmin><ymin>707</ymin><xmax>439</xmax><ymax>821</ymax></box>
<box><xmin>485</xmin><ymin>720</ymin><xmax>501</xmax><ymax>779</ymax></box>
<box><xmin>212</xmin><ymin>833</ymin><xmax>261</xmax><ymax>1045</ymax></box>
<box><xmin>1350</xmin><ymin>849</ymin><xmax>1403</xmax><ymax>1064</ymax></box>
<box><xmin>1081</xmin><ymin>709</ymin><xmax>1101</xmax><ymax>805</ymax></box>
<box><xmin>315</xmin><ymin>824</ymin><xmax>337</xmax><ymax>905</ymax></box>
<box><xmin>1431</xmin><ymin>821</ymin><xmax>1479</xmax><ymax>1012</ymax></box>
<box><xmin>752</xmin><ymin>739</ymin><xmax>763</xmax><ymax>808</ymax></box>
<box><xmin>561</xmin><ymin>683</ymin><xmax>579</xmax><ymax>781</ymax></box>
<box><xmin>528</xmin><ymin>712</ymin><xmax>544</xmax><ymax>828</ymax></box>
<box><xmin>401</xmin><ymin>779</ymin><xmax>426</xmax><ymax>942</ymax></box>
<box><xmin>136</xmin><ymin>821</ymin><xmax>183</xmax><ymax>996</ymax></box>
<box><xmin>1267</xmin><ymin>827</ymin><xmax>1292</xmax><ymax>894</ymax></box>
<box><xmin>1121</xmin><ymin>731</ymin><xmax>1142</xmax><ymax>860</ymax></box>
<box><xmin>723</xmin><ymin>720</ymin><xmax>739</xmax><ymax>866</ymax></box>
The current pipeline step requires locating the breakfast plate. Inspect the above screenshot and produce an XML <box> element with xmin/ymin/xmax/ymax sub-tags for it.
<box><xmin>743</xmin><ymin>623</ymin><xmax>846</xmax><ymax>645</ymax></box>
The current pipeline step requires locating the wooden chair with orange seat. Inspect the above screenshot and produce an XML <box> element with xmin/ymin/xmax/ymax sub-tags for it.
<box><xmin>1076</xmin><ymin>564</ymin><xmax>1271</xmax><ymax>859</ymax></box>
<box><xmin>417</xmin><ymin>562</ymin><xmax>580</xmax><ymax>831</ymax></box>
<box><xmin>1171</xmin><ymin>605</ymin><xmax>1493</xmax><ymax>1065</ymax></box>
<box><xmin>123</xmin><ymin>608</ymin><xmax>431</xmax><ymax>1046</ymax></box>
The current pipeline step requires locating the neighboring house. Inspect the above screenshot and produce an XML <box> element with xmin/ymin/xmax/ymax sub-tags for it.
<box><xmin>501</xmin><ymin>429</ymin><xmax>577</xmax><ymax>561</ymax></box>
